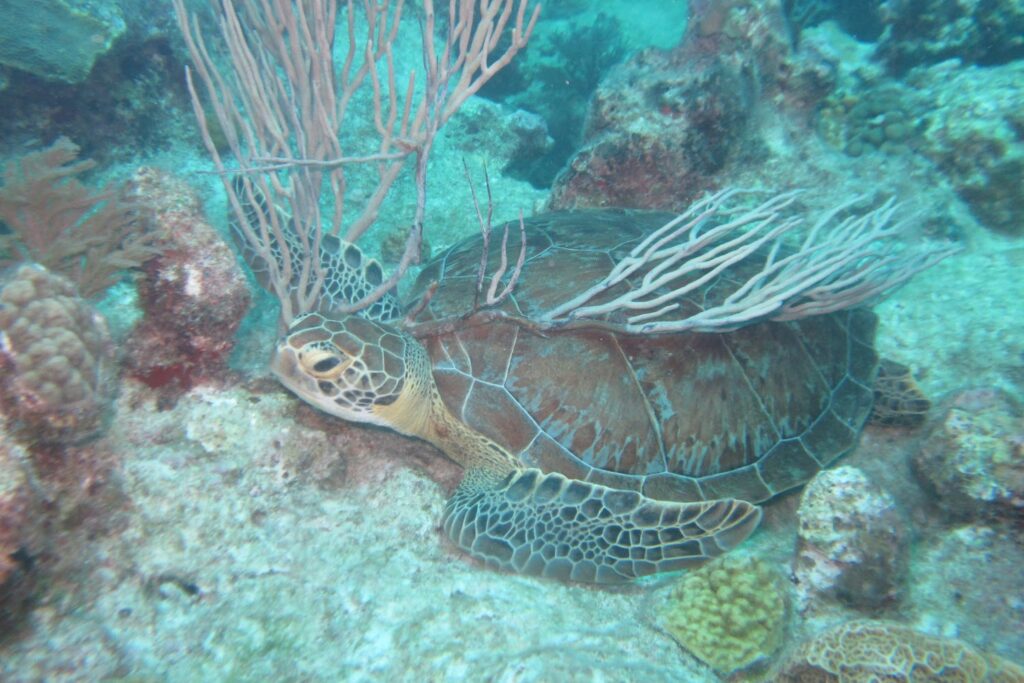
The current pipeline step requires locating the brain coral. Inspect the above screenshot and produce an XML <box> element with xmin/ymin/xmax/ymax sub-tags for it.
<box><xmin>0</xmin><ymin>264</ymin><xmax>116</xmax><ymax>444</ymax></box>
<box><xmin>777</xmin><ymin>619</ymin><xmax>1024</xmax><ymax>682</ymax></box>
<box><xmin>661</xmin><ymin>554</ymin><xmax>786</xmax><ymax>673</ymax></box>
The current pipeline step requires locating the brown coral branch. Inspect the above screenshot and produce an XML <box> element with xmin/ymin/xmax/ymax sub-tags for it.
<box><xmin>0</xmin><ymin>138</ymin><xmax>160</xmax><ymax>297</ymax></box>
<box><xmin>463</xmin><ymin>162</ymin><xmax>526</xmax><ymax>311</ymax></box>
<box><xmin>174</xmin><ymin>0</ymin><xmax>539</xmax><ymax>326</ymax></box>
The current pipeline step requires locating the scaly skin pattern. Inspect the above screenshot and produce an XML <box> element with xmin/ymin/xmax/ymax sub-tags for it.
<box><xmin>272</xmin><ymin>313</ymin><xmax>762</xmax><ymax>584</ymax></box>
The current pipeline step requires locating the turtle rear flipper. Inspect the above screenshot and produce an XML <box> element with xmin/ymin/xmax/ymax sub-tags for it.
<box><xmin>443</xmin><ymin>468</ymin><xmax>762</xmax><ymax>584</ymax></box>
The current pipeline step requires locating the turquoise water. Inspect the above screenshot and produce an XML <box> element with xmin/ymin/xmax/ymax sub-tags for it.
<box><xmin>0</xmin><ymin>1</ymin><xmax>1021</xmax><ymax>680</ymax></box>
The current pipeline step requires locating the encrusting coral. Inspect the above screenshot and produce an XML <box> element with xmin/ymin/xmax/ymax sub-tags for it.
<box><xmin>0</xmin><ymin>431</ymin><xmax>44</xmax><ymax>631</ymax></box>
<box><xmin>660</xmin><ymin>554</ymin><xmax>786</xmax><ymax>673</ymax></box>
<box><xmin>0</xmin><ymin>264</ymin><xmax>117</xmax><ymax>444</ymax></box>
<box><xmin>121</xmin><ymin>168</ymin><xmax>250</xmax><ymax>399</ymax></box>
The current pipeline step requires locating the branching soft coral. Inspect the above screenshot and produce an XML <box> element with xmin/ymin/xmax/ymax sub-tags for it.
<box><xmin>0</xmin><ymin>137</ymin><xmax>160</xmax><ymax>296</ymax></box>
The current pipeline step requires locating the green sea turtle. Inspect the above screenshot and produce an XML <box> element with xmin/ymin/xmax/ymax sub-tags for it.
<box><xmin>260</xmin><ymin>207</ymin><xmax>883</xmax><ymax>584</ymax></box>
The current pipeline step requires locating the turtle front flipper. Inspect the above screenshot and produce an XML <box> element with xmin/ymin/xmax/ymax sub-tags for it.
<box><xmin>443</xmin><ymin>468</ymin><xmax>762</xmax><ymax>584</ymax></box>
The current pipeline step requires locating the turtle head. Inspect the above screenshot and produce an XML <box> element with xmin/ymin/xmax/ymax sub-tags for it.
<box><xmin>271</xmin><ymin>312</ymin><xmax>421</xmax><ymax>430</ymax></box>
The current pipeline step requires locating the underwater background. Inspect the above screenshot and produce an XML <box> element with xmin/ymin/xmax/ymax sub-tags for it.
<box><xmin>0</xmin><ymin>0</ymin><xmax>1022</xmax><ymax>680</ymax></box>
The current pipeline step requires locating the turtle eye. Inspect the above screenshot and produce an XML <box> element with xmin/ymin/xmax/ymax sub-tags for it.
<box><xmin>312</xmin><ymin>357</ymin><xmax>342</xmax><ymax>373</ymax></box>
<box><xmin>302</xmin><ymin>349</ymin><xmax>348</xmax><ymax>379</ymax></box>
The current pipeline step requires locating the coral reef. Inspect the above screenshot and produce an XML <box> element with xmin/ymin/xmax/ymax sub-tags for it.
<box><xmin>793</xmin><ymin>466</ymin><xmax>909</xmax><ymax>613</ymax></box>
<box><xmin>912</xmin><ymin>388</ymin><xmax>1024</xmax><ymax>520</ymax></box>
<box><xmin>549</xmin><ymin>0</ymin><xmax>834</xmax><ymax>210</ymax></box>
<box><xmin>862</xmin><ymin>0</ymin><xmax>1024</xmax><ymax>241</ymax></box>
<box><xmin>0</xmin><ymin>432</ymin><xmax>44</xmax><ymax>632</ymax></box>
<box><xmin>123</xmin><ymin>169</ymin><xmax>250</xmax><ymax>400</ymax></box>
<box><xmin>0</xmin><ymin>0</ymin><xmax>126</xmax><ymax>83</ymax></box>
<box><xmin>818</xmin><ymin>84</ymin><xmax>920</xmax><ymax>158</ymax></box>
<box><xmin>909</xmin><ymin>61</ymin><xmax>1024</xmax><ymax>236</ymax></box>
<box><xmin>878</xmin><ymin>0</ymin><xmax>1024</xmax><ymax>71</ymax></box>
<box><xmin>784</xmin><ymin>0</ymin><xmax>885</xmax><ymax>42</ymax></box>
<box><xmin>0</xmin><ymin>138</ymin><xmax>160</xmax><ymax>296</ymax></box>
<box><xmin>661</xmin><ymin>554</ymin><xmax>786</xmax><ymax>674</ymax></box>
<box><xmin>775</xmin><ymin>619</ymin><xmax>1024</xmax><ymax>682</ymax></box>
<box><xmin>533</xmin><ymin>13</ymin><xmax>628</xmax><ymax>101</ymax></box>
<box><xmin>0</xmin><ymin>388</ymin><xmax>127</xmax><ymax>639</ymax></box>
<box><xmin>0</xmin><ymin>0</ymin><xmax>1019</xmax><ymax>677</ymax></box>
<box><xmin>445</xmin><ymin>99</ymin><xmax>554</xmax><ymax>187</ymax></box>
<box><xmin>0</xmin><ymin>0</ymin><xmax>193</xmax><ymax>161</ymax></box>
<box><xmin>0</xmin><ymin>34</ymin><xmax>192</xmax><ymax>163</ymax></box>
<box><xmin>476</xmin><ymin>12</ymin><xmax>629</xmax><ymax>186</ymax></box>
<box><xmin>0</xmin><ymin>264</ymin><xmax>117</xmax><ymax>445</ymax></box>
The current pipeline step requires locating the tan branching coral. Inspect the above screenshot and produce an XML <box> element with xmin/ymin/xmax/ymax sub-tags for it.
<box><xmin>0</xmin><ymin>264</ymin><xmax>116</xmax><ymax>444</ymax></box>
<box><xmin>777</xmin><ymin>619</ymin><xmax>1024</xmax><ymax>682</ymax></box>
<box><xmin>0</xmin><ymin>137</ymin><xmax>160</xmax><ymax>296</ymax></box>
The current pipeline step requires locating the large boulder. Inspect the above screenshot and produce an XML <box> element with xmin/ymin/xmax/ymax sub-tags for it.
<box><xmin>123</xmin><ymin>168</ymin><xmax>251</xmax><ymax>401</ymax></box>
<box><xmin>878</xmin><ymin>0</ymin><xmax>1024</xmax><ymax>72</ymax></box>
<box><xmin>913</xmin><ymin>387</ymin><xmax>1024</xmax><ymax>520</ymax></box>
<box><xmin>909</xmin><ymin>61</ymin><xmax>1024</xmax><ymax>236</ymax></box>
<box><xmin>793</xmin><ymin>466</ymin><xmax>909</xmax><ymax>613</ymax></box>
<box><xmin>0</xmin><ymin>0</ymin><xmax>126</xmax><ymax>83</ymax></box>
<box><xmin>550</xmin><ymin>0</ymin><xmax>835</xmax><ymax>211</ymax></box>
